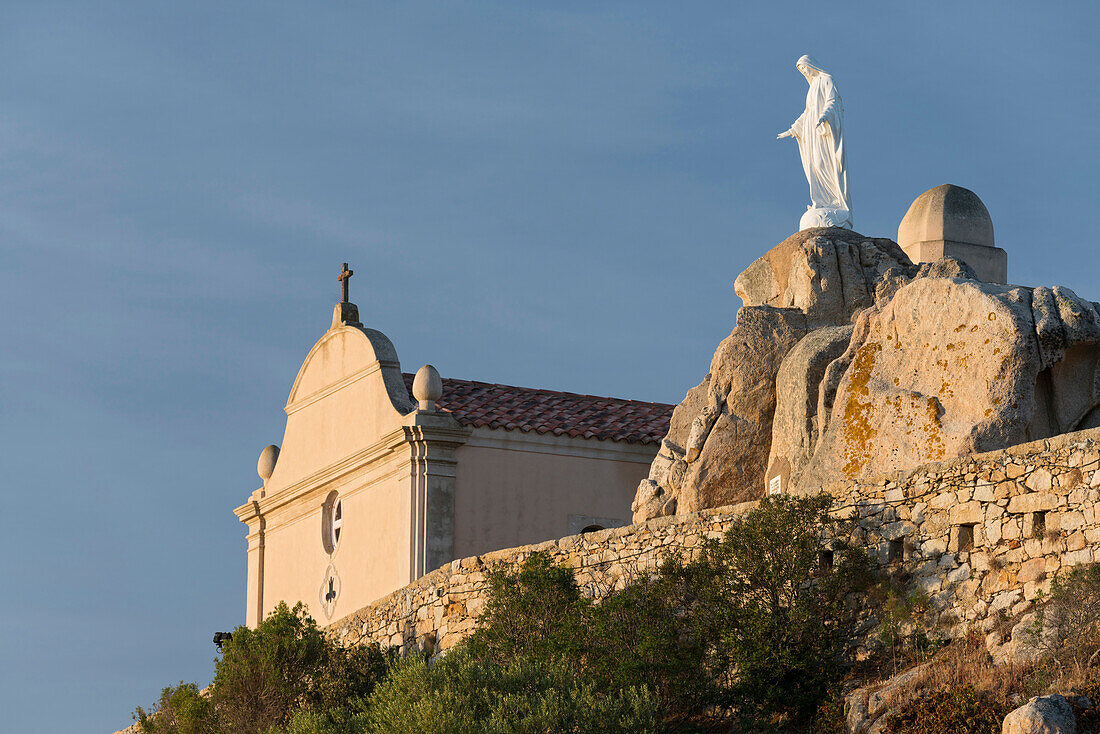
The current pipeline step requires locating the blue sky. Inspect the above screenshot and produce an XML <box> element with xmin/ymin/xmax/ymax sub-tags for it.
<box><xmin>0</xmin><ymin>2</ymin><xmax>1096</xmax><ymax>731</ymax></box>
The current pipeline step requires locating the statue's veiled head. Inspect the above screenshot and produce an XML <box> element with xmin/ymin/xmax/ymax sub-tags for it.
<box><xmin>796</xmin><ymin>54</ymin><xmax>825</xmax><ymax>82</ymax></box>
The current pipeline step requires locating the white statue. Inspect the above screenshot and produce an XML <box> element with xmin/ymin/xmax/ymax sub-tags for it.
<box><xmin>777</xmin><ymin>55</ymin><xmax>852</xmax><ymax>230</ymax></box>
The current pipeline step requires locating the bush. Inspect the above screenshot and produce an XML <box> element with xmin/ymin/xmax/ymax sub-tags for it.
<box><xmin>136</xmin><ymin>602</ymin><xmax>388</xmax><ymax>734</ymax></box>
<box><xmin>686</xmin><ymin>493</ymin><xmax>872</xmax><ymax>725</ymax></box>
<box><xmin>463</xmin><ymin>551</ymin><xmax>590</xmax><ymax>668</ymax></box>
<box><xmin>361</xmin><ymin>648</ymin><xmax>660</xmax><ymax>734</ymax></box>
<box><xmin>210</xmin><ymin>602</ymin><xmax>327</xmax><ymax>733</ymax></box>
<box><xmin>461</xmin><ymin>493</ymin><xmax>871</xmax><ymax>730</ymax></box>
<box><xmin>138</xmin><ymin>495</ymin><xmax>869</xmax><ymax>733</ymax></box>
<box><xmin>583</xmin><ymin>565</ymin><xmax>724</xmax><ymax>725</ymax></box>
<box><xmin>136</xmin><ymin>682</ymin><xmax>218</xmax><ymax>734</ymax></box>
<box><xmin>882</xmin><ymin>686</ymin><xmax>1006</xmax><ymax>734</ymax></box>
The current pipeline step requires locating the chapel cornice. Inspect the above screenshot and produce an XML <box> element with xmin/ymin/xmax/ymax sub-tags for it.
<box><xmin>244</xmin><ymin>420</ymin><xmax>471</xmax><ymax>522</ymax></box>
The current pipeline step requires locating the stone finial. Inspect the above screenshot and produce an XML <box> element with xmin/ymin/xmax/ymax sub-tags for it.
<box><xmin>412</xmin><ymin>364</ymin><xmax>443</xmax><ymax>412</ymax></box>
<box><xmin>898</xmin><ymin>184</ymin><xmax>1006</xmax><ymax>283</ymax></box>
<box><xmin>331</xmin><ymin>302</ymin><xmax>361</xmax><ymax>328</ymax></box>
<box><xmin>257</xmin><ymin>444</ymin><xmax>280</xmax><ymax>482</ymax></box>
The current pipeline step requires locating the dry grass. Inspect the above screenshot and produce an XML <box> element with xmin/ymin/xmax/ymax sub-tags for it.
<box><xmin>876</xmin><ymin>629</ymin><xmax>1100</xmax><ymax>720</ymax></box>
<box><xmin>878</xmin><ymin>632</ymin><xmax>1021</xmax><ymax>713</ymax></box>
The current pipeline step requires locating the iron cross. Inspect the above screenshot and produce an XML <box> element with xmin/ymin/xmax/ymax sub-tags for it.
<box><xmin>338</xmin><ymin>263</ymin><xmax>354</xmax><ymax>303</ymax></box>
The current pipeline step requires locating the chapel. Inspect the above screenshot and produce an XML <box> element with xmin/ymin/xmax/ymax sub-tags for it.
<box><xmin>234</xmin><ymin>268</ymin><xmax>673</xmax><ymax>626</ymax></box>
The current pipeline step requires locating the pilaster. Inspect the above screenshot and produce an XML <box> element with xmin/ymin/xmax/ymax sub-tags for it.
<box><xmin>403</xmin><ymin>413</ymin><xmax>471</xmax><ymax>579</ymax></box>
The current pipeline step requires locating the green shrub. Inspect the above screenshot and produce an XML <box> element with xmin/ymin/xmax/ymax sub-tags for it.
<box><xmin>463</xmin><ymin>551</ymin><xmax>590</xmax><ymax>668</ymax></box>
<box><xmin>135</xmin><ymin>682</ymin><xmax>218</xmax><ymax>734</ymax></box>
<box><xmin>136</xmin><ymin>602</ymin><xmax>388</xmax><ymax>734</ymax></box>
<box><xmin>883</xmin><ymin>686</ymin><xmax>1006</xmax><ymax>734</ymax></box>
<box><xmin>210</xmin><ymin>602</ymin><xmax>326</xmax><ymax>733</ymax></box>
<box><xmin>138</xmin><ymin>495</ymin><xmax>868</xmax><ymax>733</ymax></box>
<box><xmin>459</xmin><ymin>494</ymin><xmax>870</xmax><ymax>730</ymax></box>
<box><xmin>361</xmin><ymin>648</ymin><xmax>660</xmax><ymax>734</ymax></box>
<box><xmin>685</xmin><ymin>493</ymin><xmax>872</xmax><ymax>725</ymax></box>
<box><xmin>583</xmin><ymin>565</ymin><xmax>724</xmax><ymax>726</ymax></box>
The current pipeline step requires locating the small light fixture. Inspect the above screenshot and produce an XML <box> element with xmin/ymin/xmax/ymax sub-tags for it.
<box><xmin>213</xmin><ymin>631</ymin><xmax>233</xmax><ymax>650</ymax></box>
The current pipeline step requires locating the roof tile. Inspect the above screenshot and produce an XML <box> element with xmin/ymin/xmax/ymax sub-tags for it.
<box><xmin>402</xmin><ymin>374</ymin><xmax>673</xmax><ymax>446</ymax></box>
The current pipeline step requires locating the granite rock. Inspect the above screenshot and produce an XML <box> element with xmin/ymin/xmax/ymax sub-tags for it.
<box><xmin>635</xmin><ymin>229</ymin><xmax>914</xmax><ymax>521</ymax></box>
<box><xmin>767</xmin><ymin>324</ymin><xmax>853</xmax><ymax>492</ymax></box>
<box><xmin>633</xmin><ymin>306</ymin><xmax>809</xmax><ymax>520</ymax></box>
<box><xmin>1002</xmin><ymin>694</ymin><xmax>1077</xmax><ymax>734</ymax></box>
<box><xmin>795</xmin><ymin>277</ymin><xmax>1100</xmax><ymax>490</ymax></box>
<box><xmin>734</xmin><ymin>227</ymin><xmax>914</xmax><ymax>328</ymax></box>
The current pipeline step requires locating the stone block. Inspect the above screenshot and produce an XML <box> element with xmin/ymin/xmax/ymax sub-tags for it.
<box><xmin>973</xmin><ymin>484</ymin><xmax>995</xmax><ymax>502</ymax></box>
<box><xmin>1007</xmin><ymin>493</ymin><xmax>1058</xmax><ymax>514</ymax></box>
<box><xmin>918</xmin><ymin>534</ymin><xmax>946</xmax><ymax>555</ymax></box>
<box><xmin>950</xmin><ymin>501</ymin><xmax>984</xmax><ymax>525</ymax></box>
<box><xmin>880</xmin><ymin>521</ymin><xmax>913</xmax><ymax>540</ymax></box>
<box><xmin>1064</xmin><ymin>548</ymin><xmax>1094</xmax><ymax>567</ymax></box>
<box><xmin>910</xmin><ymin>502</ymin><xmax>927</xmax><ymax>523</ymax></box>
<box><xmin>984</xmin><ymin>518</ymin><xmax>1003</xmax><ymax>545</ymax></box>
<box><xmin>1058</xmin><ymin>511</ymin><xmax>1086</xmax><ymax>532</ymax></box>
<box><xmin>930</xmin><ymin>492</ymin><xmax>956</xmax><ymax>510</ymax></box>
<box><xmin>991</xmin><ymin>589</ymin><xmax>1022</xmax><ymax>612</ymax></box>
<box><xmin>1024</xmin><ymin>579</ymin><xmax>1052</xmax><ymax>601</ymax></box>
<box><xmin>1017</xmin><ymin>558</ymin><xmax>1046</xmax><ymax>584</ymax></box>
<box><xmin>1025</xmin><ymin>469</ymin><xmax>1054</xmax><ymax>492</ymax></box>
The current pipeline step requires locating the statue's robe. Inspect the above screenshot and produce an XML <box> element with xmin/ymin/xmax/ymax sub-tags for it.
<box><xmin>788</xmin><ymin>68</ymin><xmax>850</xmax><ymax>222</ymax></box>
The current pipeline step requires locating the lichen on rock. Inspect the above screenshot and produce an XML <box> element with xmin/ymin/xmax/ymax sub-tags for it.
<box><xmin>633</xmin><ymin>225</ymin><xmax>1100</xmax><ymax>521</ymax></box>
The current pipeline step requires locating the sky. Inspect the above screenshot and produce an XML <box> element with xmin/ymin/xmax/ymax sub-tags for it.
<box><xmin>0</xmin><ymin>1</ymin><xmax>1096</xmax><ymax>731</ymax></box>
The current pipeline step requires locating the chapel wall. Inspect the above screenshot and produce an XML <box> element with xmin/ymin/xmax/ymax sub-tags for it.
<box><xmin>260</xmin><ymin>467</ymin><xmax>413</xmax><ymax>626</ymax></box>
<box><xmin>326</xmin><ymin>426</ymin><xmax>1100</xmax><ymax>657</ymax></box>
<box><xmin>452</xmin><ymin>430</ymin><xmax>656</xmax><ymax>559</ymax></box>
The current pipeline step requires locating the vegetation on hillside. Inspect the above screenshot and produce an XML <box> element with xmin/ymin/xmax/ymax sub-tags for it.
<box><xmin>872</xmin><ymin>563</ymin><xmax>1100</xmax><ymax>734</ymax></box>
<box><xmin>134</xmin><ymin>494</ymin><xmax>1100</xmax><ymax>733</ymax></box>
<box><xmin>136</xmin><ymin>602</ymin><xmax>390</xmax><ymax>734</ymax></box>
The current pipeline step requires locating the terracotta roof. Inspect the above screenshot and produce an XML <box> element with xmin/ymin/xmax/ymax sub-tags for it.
<box><xmin>402</xmin><ymin>374</ymin><xmax>673</xmax><ymax>445</ymax></box>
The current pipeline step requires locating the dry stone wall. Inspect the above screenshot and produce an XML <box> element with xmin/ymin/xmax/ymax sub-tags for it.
<box><xmin>328</xmin><ymin>427</ymin><xmax>1100</xmax><ymax>659</ymax></box>
<box><xmin>326</xmin><ymin>501</ymin><xmax>756</xmax><ymax>653</ymax></box>
<box><xmin>817</xmin><ymin>426</ymin><xmax>1100</xmax><ymax>651</ymax></box>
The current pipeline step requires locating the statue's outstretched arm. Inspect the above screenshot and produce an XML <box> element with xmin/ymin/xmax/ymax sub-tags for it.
<box><xmin>779</xmin><ymin>111</ymin><xmax>805</xmax><ymax>140</ymax></box>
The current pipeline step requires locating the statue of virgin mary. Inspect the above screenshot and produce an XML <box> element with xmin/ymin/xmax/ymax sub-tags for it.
<box><xmin>777</xmin><ymin>55</ymin><xmax>852</xmax><ymax>230</ymax></box>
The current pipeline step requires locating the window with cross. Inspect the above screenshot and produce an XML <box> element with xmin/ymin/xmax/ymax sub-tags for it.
<box><xmin>330</xmin><ymin>498</ymin><xmax>342</xmax><ymax>550</ymax></box>
<box><xmin>322</xmin><ymin>491</ymin><xmax>343</xmax><ymax>554</ymax></box>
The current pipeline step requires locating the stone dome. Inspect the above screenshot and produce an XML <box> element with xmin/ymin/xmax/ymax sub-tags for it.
<box><xmin>898</xmin><ymin>184</ymin><xmax>994</xmax><ymax>249</ymax></box>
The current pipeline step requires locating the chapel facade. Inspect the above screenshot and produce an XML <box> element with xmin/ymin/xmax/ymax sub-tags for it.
<box><xmin>234</xmin><ymin>282</ymin><xmax>672</xmax><ymax>626</ymax></box>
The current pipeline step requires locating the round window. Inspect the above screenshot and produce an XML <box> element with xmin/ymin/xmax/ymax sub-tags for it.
<box><xmin>322</xmin><ymin>492</ymin><xmax>342</xmax><ymax>554</ymax></box>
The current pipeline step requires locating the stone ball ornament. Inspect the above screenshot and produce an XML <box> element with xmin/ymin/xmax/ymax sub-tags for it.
<box><xmin>257</xmin><ymin>444</ymin><xmax>280</xmax><ymax>481</ymax></box>
<box><xmin>412</xmin><ymin>364</ymin><xmax>443</xmax><ymax>411</ymax></box>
